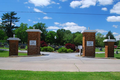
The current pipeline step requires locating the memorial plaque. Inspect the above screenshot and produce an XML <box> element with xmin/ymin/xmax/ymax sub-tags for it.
<box><xmin>30</xmin><ymin>40</ymin><xmax>36</xmax><ymax>46</ymax></box>
<box><xmin>87</xmin><ymin>41</ymin><xmax>93</xmax><ymax>46</ymax></box>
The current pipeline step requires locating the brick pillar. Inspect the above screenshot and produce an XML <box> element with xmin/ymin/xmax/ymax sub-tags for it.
<box><xmin>82</xmin><ymin>30</ymin><xmax>96</xmax><ymax>57</ymax></box>
<box><xmin>103</xmin><ymin>39</ymin><xmax>116</xmax><ymax>58</ymax></box>
<box><xmin>26</xmin><ymin>29</ymin><xmax>42</xmax><ymax>55</ymax></box>
<box><xmin>7</xmin><ymin>37</ymin><xmax>20</xmax><ymax>56</ymax></box>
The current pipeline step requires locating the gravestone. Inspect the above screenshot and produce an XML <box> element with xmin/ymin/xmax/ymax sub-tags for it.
<box><xmin>26</xmin><ymin>28</ymin><xmax>42</xmax><ymax>55</ymax></box>
<box><xmin>82</xmin><ymin>29</ymin><xmax>97</xmax><ymax>57</ymax></box>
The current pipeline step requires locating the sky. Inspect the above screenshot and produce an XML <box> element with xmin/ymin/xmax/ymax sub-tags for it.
<box><xmin>0</xmin><ymin>0</ymin><xmax>120</xmax><ymax>40</ymax></box>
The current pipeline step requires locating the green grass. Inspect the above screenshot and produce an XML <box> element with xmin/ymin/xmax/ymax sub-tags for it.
<box><xmin>95</xmin><ymin>53</ymin><xmax>120</xmax><ymax>59</ymax></box>
<box><xmin>0</xmin><ymin>46</ymin><xmax>27</xmax><ymax>50</ymax></box>
<box><xmin>0</xmin><ymin>70</ymin><xmax>120</xmax><ymax>80</ymax></box>
<box><xmin>95</xmin><ymin>48</ymin><xmax>120</xmax><ymax>52</ymax></box>
<box><xmin>0</xmin><ymin>50</ymin><xmax>27</xmax><ymax>57</ymax></box>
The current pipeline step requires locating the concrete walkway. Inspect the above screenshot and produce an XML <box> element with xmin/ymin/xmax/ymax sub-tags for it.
<box><xmin>0</xmin><ymin>51</ymin><xmax>120</xmax><ymax>72</ymax></box>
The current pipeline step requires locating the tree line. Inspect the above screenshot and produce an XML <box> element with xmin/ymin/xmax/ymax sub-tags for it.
<box><xmin>0</xmin><ymin>12</ymin><xmax>119</xmax><ymax>47</ymax></box>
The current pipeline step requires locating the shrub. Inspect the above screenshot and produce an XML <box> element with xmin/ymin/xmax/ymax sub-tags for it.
<box><xmin>41</xmin><ymin>41</ymin><xmax>48</xmax><ymax>47</ymax></box>
<box><xmin>65</xmin><ymin>43</ymin><xmax>75</xmax><ymax>51</ymax></box>
<box><xmin>67</xmin><ymin>49</ymin><xmax>73</xmax><ymax>53</ymax></box>
<box><xmin>58</xmin><ymin>47</ymin><xmax>67</xmax><ymax>53</ymax></box>
<box><xmin>41</xmin><ymin>46</ymin><xmax>54</xmax><ymax>52</ymax></box>
<box><xmin>116</xmin><ymin>47</ymin><xmax>120</xmax><ymax>49</ymax></box>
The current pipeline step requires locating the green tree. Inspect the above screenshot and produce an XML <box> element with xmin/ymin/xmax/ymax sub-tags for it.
<box><xmin>105</xmin><ymin>31</ymin><xmax>115</xmax><ymax>39</ymax></box>
<box><xmin>33</xmin><ymin>23</ymin><xmax>47</xmax><ymax>41</ymax></box>
<box><xmin>74</xmin><ymin>34</ymin><xmax>82</xmax><ymax>46</ymax></box>
<box><xmin>56</xmin><ymin>29</ymin><xmax>66</xmax><ymax>45</ymax></box>
<box><xmin>1</xmin><ymin>12</ymin><xmax>20</xmax><ymax>37</ymax></box>
<box><xmin>45</xmin><ymin>31</ymin><xmax>56</xmax><ymax>44</ymax></box>
<box><xmin>95</xmin><ymin>33</ymin><xmax>105</xmax><ymax>47</ymax></box>
<box><xmin>15</xmin><ymin>23</ymin><xmax>28</xmax><ymax>43</ymax></box>
<box><xmin>72</xmin><ymin>32</ymin><xmax>81</xmax><ymax>44</ymax></box>
<box><xmin>0</xmin><ymin>29</ymin><xmax>6</xmax><ymax>40</ymax></box>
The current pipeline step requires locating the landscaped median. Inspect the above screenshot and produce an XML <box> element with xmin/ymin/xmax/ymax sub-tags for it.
<box><xmin>0</xmin><ymin>70</ymin><xmax>120</xmax><ymax>80</ymax></box>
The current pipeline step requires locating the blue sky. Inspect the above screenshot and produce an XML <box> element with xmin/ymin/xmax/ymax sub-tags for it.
<box><xmin>0</xmin><ymin>0</ymin><xmax>120</xmax><ymax>40</ymax></box>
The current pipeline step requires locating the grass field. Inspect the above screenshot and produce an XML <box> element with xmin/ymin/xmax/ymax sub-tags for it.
<box><xmin>95</xmin><ymin>53</ymin><xmax>120</xmax><ymax>59</ymax></box>
<box><xmin>0</xmin><ymin>70</ymin><xmax>120</xmax><ymax>80</ymax></box>
<box><xmin>0</xmin><ymin>50</ymin><xmax>27</xmax><ymax>57</ymax></box>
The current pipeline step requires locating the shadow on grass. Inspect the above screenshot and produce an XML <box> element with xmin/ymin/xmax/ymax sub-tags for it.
<box><xmin>116</xmin><ymin>57</ymin><xmax>120</xmax><ymax>59</ymax></box>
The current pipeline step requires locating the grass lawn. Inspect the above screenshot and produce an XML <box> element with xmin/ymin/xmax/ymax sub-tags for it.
<box><xmin>0</xmin><ymin>50</ymin><xmax>27</xmax><ymax>57</ymax></box>
<box><xmin>95</xmin><ymin>53</ymin><xmax>120</xmax><ymax>59</ymax></box>
<box><xmin>95</xmin><ymin>48</ymin><xmax>120</xmax><ymax>52</ymax></box>
<box><xmin>0</xmin><ymin>70</ymin><xmax>120</xmax><ymax>80</ymax></box>
<box><xmin>0</xmin><ymin>47</ymin><xmax>27</xmax><ymax>50</ymax></box>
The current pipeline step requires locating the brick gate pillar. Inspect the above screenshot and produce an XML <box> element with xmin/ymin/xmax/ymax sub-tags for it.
<box><xmin>103</xmin><ymin>39</ymin><xmax>116</xmax><ymax>58</ymax></box>
<box><xmin>7</xmin><ymin>35</ymin><xmax>20</xmax><ymax>56</ymax></box>
<box><xmin>82</xmin><ymin>30</ymin><xmax>97</xmax><ymax>57</ymax></box>
<box><xmin>26</xmin><ymin>28</ymin><xmax>42</xmax><ymax>55</ymax></box>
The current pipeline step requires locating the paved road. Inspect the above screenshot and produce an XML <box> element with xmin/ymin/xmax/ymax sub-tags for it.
<box><xmin>0</xmin><ymin>51</ymin><xmax>120</xmax><ymax>72</ymax></box>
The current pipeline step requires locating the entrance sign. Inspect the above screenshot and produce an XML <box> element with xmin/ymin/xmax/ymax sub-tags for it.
<box><xmin>87</xmin><ymin>41</ymin><xmax>93</xmax><ymax>46</ymax></box>
<box><xmin>78</xmin><ymin>45</ymin><xmax>82</xmax><ymax>49</ymax></box>
<box><xmin>30</xmin><ymin>40</ymin><xmax>36</xmax><ymax>46</ymax></box>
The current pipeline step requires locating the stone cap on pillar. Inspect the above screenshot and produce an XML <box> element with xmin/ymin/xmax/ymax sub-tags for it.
<box><xmin>7</xmin><ymin>38</ymin><xmax>21</xmax><ymax>41</ymax></box>
<box><xmin>81</xmin><ymin>30</ymin><xmax>97</xmax><ymax>34</ymax></box>
<box><xmin>103</xmin><ymin>39</ymin><xmax>116</xmax><ymax>42</ymax></box>
<box><xmin>26</xmin><ymin>29</ymin><xmax>42</xmax><ymax>33</ymax></box>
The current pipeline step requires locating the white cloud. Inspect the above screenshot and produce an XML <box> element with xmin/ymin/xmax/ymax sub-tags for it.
<box><xmin>107</xmin><ymin>16</ymin><xmax>120</xmax><ymax>22</ymax></box>
<box><xmin>38</xmin><ymin>18</ymin><xmax>40</xmax><ymax>20</ymax></box>
<box><xmin>70</xmin><ymin>0</ymin><xmax>96</xmax><ymax>8</ymax></box>
<box><xmin>0</xmin><ymin>18</ymin><xmax>1</xmax><ymax>20</ymax></box>
<box><xmin>54</xmin><ymin>22</ymin><xmax>60</xmax><ymax>25</ymax></box>
<box><xmin>29</xmin><ymin>0</ymin><xmax>51</xmax><ymax>7</ymax></box>
<box><xmin>52</xmin><ymin>30</ymin><xmax>57</xmax><ymax>32</ymax></box>
<box><xmin>57</xmin><ymin>3</ymin><xmax>60</xmax><ymax>5</ymax></box>
<box><xmin>61</xmin><ymin>22</ymin><xmax>86</xmax><ymax>33</ymax></box>
<box><xmin>98</xmin><ymin>0</ymin><xmax>113</xmax><ymax>5</ymax></box>
<box><xmin>24</xmin><ymin>2</ymin><xmax>28</xmax><ymax>4</ymax></box>
<box><xmin>33</xmin><ymin>8</ymin><xmax>46</xmax><ymax>14</ymax></box>
<box><xmin>28</xmin><ymin>6</ymin><xmax>30</xmax><ymax>9</ymax></box>
<box><xmin>28</xmin><ymin>19</ymin><xmax>31</xmax><ymax>21</ymax></box>
<box><xmin>33</xmin><ymin>21</ymin><xmax>38</xmax><ymax>23</ymax></box>
<box><xmin>115</xmin><ymin>35</ymin><xmax>120</xmax><ymax>40</ymax></box>
<box><xmin>59</xmin><ymin>6</ymin><xmax>62</xmax><ymax>9</ymax></box>
<box><xmin>113</xmin><ymin>32</ymin><xmax>118</xmax><ymax>35</ymax></box>
<box><xmin>59</xmin><ymin>0</ymin><xmax>67</xmax><ymax>2</ymax></box>
<box><xmin>47</xmin><ymin>26</ymin><xmax>60</xmax><ymax>29</ymax></box>
<box><xmin>110</xmin><ymin>2</ymin><xmax>120</xmax><ymax>14</ymax></box>
<box><xmin>70</xmin><ymin>0</ymin><xmax>113</xmax><ymax>8</ymax></box>
<box><xmin>113</xmin><ymin>25</ymin><xmax>118</xmax><ymax>28</ymax></box>
<box><xmin>43</xmin><ymin>16</ymin><xmax>52</xmax><ymax>19</ymax></box>
<box><xmin>96</xmin><ymin>29</ymin><xmax>107</xmax><ymax>33</ymax></box>
<box><xmin>101</xmin><ymin>7</ymin><xmax>107</xmax><ymax>11</ymax></box>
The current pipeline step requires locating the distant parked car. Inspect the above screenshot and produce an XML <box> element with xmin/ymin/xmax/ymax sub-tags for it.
<box><xmin>114</xmin><ymin>45</ymin><xmax>117</xmax><ymax>49</ymax></box>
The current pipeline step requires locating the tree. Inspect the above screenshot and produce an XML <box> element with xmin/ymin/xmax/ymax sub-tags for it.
<box><xmin>45</xmin><ymin>31</ymin><xmax>56</xmax><ymax>44</ymax></box>
<box><xmin>15</xmin><ymin>23</ymin><xmax>28</xmax><ymax>43</ymax></box>
<box><xmin>63</xmin><ymin>32</ymin><xmax>73</xmax><ymax>44</ymax></box>
<box><xmin>105</xmin><ymin>31</ymin><xmax>115</xmax><ymax>39</ymax></box>
<box><xmin>56</xmin><ymin>29</ymin><xmax>66</xmax><ymax>45</ymax></box>
<box><xmin>72</xmin><ymin>32</ymin><xmax>81</xmax><ymax>44</ymax></box>
<box><xmin>74</xmin><ymin>34</ymin><xmax>82</xmax><ymax>46</ymax></box>
<box><xmin>95</xmin><ymin>33</ymin><xmax>105</xmax><ymax>47</ymax></box>
<box><xmin>33</xmin><ymin>23</ymin><xmax>47</xmax><ymax>41</ymax></box>
<box><xmin>0</xmin><ymin>29</ymin><xmax>6</xmax><ymax>40</ymax></box>
<box><xmin>1</xmin><ymin>12</ymin><xmax>20</xmax><ymax>37</ymax></box>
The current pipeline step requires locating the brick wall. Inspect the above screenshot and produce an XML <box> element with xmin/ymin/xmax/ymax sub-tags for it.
<box><xmin>82</xmin><ymin>32</ymin><xmax>95</xmax><ymax>57</ymax></box>
<box><xmin>9</xmin><ymin>40</ymin><xmax>19</xmax><ymax>56</ymax></box>
<box><xmin>27</xmin><ymin>32</ymin><xmax>41</xmax><ymax>55</ymax></box>
<box><xmin>105</xmin><ymin>42</ymin><xmax>114</xmax><ymax>57</ymax></box>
